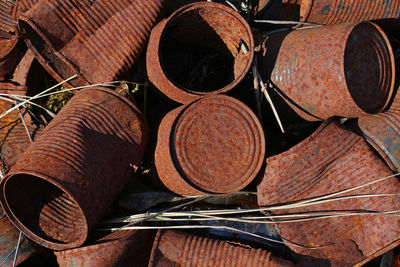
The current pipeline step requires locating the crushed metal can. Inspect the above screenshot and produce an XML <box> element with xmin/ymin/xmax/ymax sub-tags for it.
<box><xmin>0</xmin><ymin>208</ymin><xmax>41</xmax><ymax>267</ymax></box>
<box><xmin>258</xmin><ymin>21</ymin><xmax>395</xmax><ymax>121</ymax></box>
<box><xmin>282</xmin><ymin>0</ymin><xmax>400</xmax><ymax>25</ymax></box>
<box><xmin>54</xmin><ymin>230</ymin><xmax>154</xmax><ymax>267</ymax></box>
<box><xmin>0</xmin><ymin>0</ymin><xmax>16</xmax><ymax>33</ymax></box>
<box><xmin>257</xmin><ymin>119</ymin><xmax>400</xmax><ymax>266</ymax></box>
<box><xmin>148</xmin><ymin>230</ymin><xmax>296</xmax><ymax>267</ymax></box>
<box><xmin>18</xmin><ymin>0</ymin><xmax>173</xmax><ymax>87</ymax></box>
<box><xmin>10</xmin><ymin>0</ymin><xmax>39</xmax><ymax>20</ymax></box>
<box><xmin>147</xmin><ymin>2</ymin><xmax>254</xmax><ymax>104</ymax></box>
<box><xmin>0</xmin><ymin>31</ymin><xmax>25</xmax><ymax>81</ymax></box>
<box><xmin>0</xmin><ymin>87</ymin><xmax>148</xmax><ymax>250</ymax></box>
<box><xmin>155</xmin><ymin>95</ymin><xmax>265</xmax><ymax>195</ymax></box>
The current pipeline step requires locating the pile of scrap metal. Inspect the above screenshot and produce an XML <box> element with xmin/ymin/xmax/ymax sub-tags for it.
<box><xmin>0</xmin><ymin>0</ymin><xmax>399</xmax><ymax>266</ymax></box>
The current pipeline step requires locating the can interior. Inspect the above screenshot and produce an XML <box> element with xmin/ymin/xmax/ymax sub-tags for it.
<box><xmin>160</xmin><ymin>6</ymin><xmax>251</xmax><ymax>93</ymax></box>
<box><xmin>3</xmin><ymin>174</ymin><xmax>86</xmax><ymax>246</ymax></box>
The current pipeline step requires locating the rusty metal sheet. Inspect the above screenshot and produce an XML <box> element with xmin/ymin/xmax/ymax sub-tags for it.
<box><xmin>0</xmin><ymin>87</ymin><xmax>149</xmax><ymax>250</ymax></box>
<box><xmin>18</xmin><ymin>0</ymin><xmax>173</xmax><ymax>87</ymax></box>
<box><xmin>10</xmin><ymin>0</ymin><xmax>39</xmax><ymax>20</ymax></box>
<box><xmin>282</xmin><ymin>0</ymin><xmax>400</xmax><ymax>25</ymax></box>
<box><xmin>149</xmin><ymin>230</ymin><xmax>295</xmax><ymax>267</ymax></box>
<box><xmin>0</xmin><ymin>208</ymin><xmax>41</xmax><ymax>267</ymax></box>
<box><xmin>54</xmin><ymin>230</ymin><xmax>154</xmax><ymax>267</ymax></box>
<box><xmin>0</xmin><ymin>31</ymin><xmax>25</xmax><ymax>81</ymax></box>
<box><xmin>155</xmin><ymin>95</ymin><xmax>265</xmax><ymax>195</ymax></box>
<box><xmin>257</xmin><ymin>119</ymin><xmax>400</xmax><ymax>266</ymax></box>
<box><xmin>147</xmin><ymin>2</ymin><xmax>254</xmax><ymax>104</ymax></box>
<box><xmin>259</xmin><ymin>21</ymin><xmax>395</xmax><ymax>121</ymax></box>
<box><xmin>0</xmin><ymin>0</ymin><xmax>16</xmax><ymax>33</ymax></box>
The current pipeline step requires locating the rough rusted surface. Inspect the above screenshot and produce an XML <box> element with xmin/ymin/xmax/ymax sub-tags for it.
<box><xmin>155</xmin><ymin>95</ymin><xmax>265</xmax><ymax>195</ymax></box>
<box><xmin>0</xmin><ymin>0</ymin><xmax>16</xmax><ymax>33</ymax></box>
<box><xmin>259</xmin><ymin>22</ymin><xmax>395</xmax><ymax>121</ymax></box>
<box><xmin>283</xmin><ymin>0</ymin><xmax>400</xmax><ymax>25</ymax></box>
<box><xmin>0</xmin><ymin>31</ymin><xmax>24</xmax><ymax>81</ymax></box>
<box><xmin>257</xmin><ymin>120</ymin><xmax>400</xmax><ymax>266</ymax></box>
<box><xmin>149</xmin><ymin>230</ymin><xmax>295</xmax><ymax>267</ymax></box>
<box><xmin>0</xmin><ymin>208</ymin><xmax>41</xmax><ymax>266</ymax></box>
<box><xmin>10</xmin><ymin>0</ymin><xmax>39</xmax><ymax>20</ymax></box>
<box><xmin>0</xmin><ymin>87</ymin><xmax>148</xmax><ymax>250</ymax></box>
<box><xmin>0</xmin><ymin>83</ymin><xmax>42</xmax><ymax>174</ymax></box>
<box><xmin>55</xmin><ymin>230</ymin><xmax>154</xmax><ymax>267</ymax></box>
<box><xmin>147</xmin><ymin>2</ymin><xmax>254</xmax><ymax>104</ymax></box>
<box><xmin>19</xmin><ymin>0</ymin><xmax>172</xmax><ymax>87</ymax></box>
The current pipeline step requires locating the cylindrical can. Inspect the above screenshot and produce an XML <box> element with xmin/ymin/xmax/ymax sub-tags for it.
<box><xmin>0</xmin><ymin>87</ymin><xmax>148</xmax><ymax>250</ymax></box>
<box><xmin>147</xmin><ymin>2</ymin><xmax>254</xmax><ymax>104</ymax></box>
<box><xmin>155</xmin><ymin>95</ymin><xmax>265</xmax><ymax>195</ymax></box>
<box><xmin>258</xmin><ymin>21</ymin><xmax>395</xmax><ymax>121</ymax></box>
<box><xmin>54</xmin><ymin>230</ymin><xmax>154</xmax><ymax>267</ymax></box>
<box><xmin>282</xmin><ymin>0</ymin><xmax>400</xmax><ymax>25</ymax></box>
<box><xmin>18</xmin><ymin>0</ymin><xmax>172</xmax><ymax>87</ymax></box>
<box><xmin>0</xmin><ymin>208</ymin><xmax>41</xmax><ymax>267</ymax></box>
<box><xmin>257</xmin><ymin>120</ymin><xmax>400</xmax><ymax>266</ymax></box>
<box><xmin>148</xmin><ymin>230</ymin><xmax>295</xmax><ymax>267</ymax></box>
<box><xmin>0</xmin><ymin>31</ymin><xmax>24</xmax><ymax>81</ymax></box>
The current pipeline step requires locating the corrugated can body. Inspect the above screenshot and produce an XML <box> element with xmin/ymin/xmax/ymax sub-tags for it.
<box><xmin>149</xmin><ymin>230</ymin><xmax>295</xmax><ymax>267</ymax></box>
<box><xmin>155</xmin><ymin>95</ymin><xmax>265</xmax><ymax>196</ymax></box>
<box><xmin>10</xmin><ymin>0</ymin><xmax>39</xmax><ymax>20</ymax></box>
<box><xmin>0</xmin><ymin>0</ymin><xmax>16</xmax><ymax>32</ymax></box>
<box><xmin>147</xmin><ymin>2</ymin><xmax>254</xmax><ymax>104</ymax></box>
<box><xmin>19</xmin><ymin>0</ymin><xmax>172</xmax><ymax>87</ymax></box>
<box><xmin>257</xmin><ymin>120</ymin><xmax>400</xmax><ymax>266</ymax></box>
<box><xmin>259</xmin><ymin>21</ymin><xmax>395</xmax><ymax>121</ymax></box>
<box><xmin>0</xmin><ymin>87</ymin><xmax>148</xmax><ymax>250</ymax></box>
<box><xmin>55</xmin><ymin>230</ymin><xmax>154</xmax><ymax>267</ymax></box>
<box><xmin>296</xmin><ymin>0</ymin><xmax>400</xmax><ymax>25</ymax></box>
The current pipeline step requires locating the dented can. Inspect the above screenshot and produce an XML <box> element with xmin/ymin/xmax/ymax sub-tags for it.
<box><xmin>258</xmin><ymin>21</ymin><xmax>395</xmax><ymax>121</ymax></box>
<box><xmin>54</xmin><ymin>230</ymin><xmax>154</xmax><ymax>267</ymax></box>
<box><xmin>149</xmin><ymin>230</ymin><xmax>295</xmax><ymax>267</ymax></box>
<box><xmin>147</xmin><ymin>2</ymin><xmax>254</xmax><ymax>104</ymax></box>
<box><xmin>155</xmin><ymin>95</ymin><xmax>265</xmax><ymax>195</ymax></box>
<box><xmin>257</xmin><ymin>119</ymin><xmax>400</xmax><ymax>266</ymax></box>
<box><xmin>0</xmin><ymin>87</ymin><xmax>148</xmax><ymax>250</ymax></box>
<box><xmin>18</xmin><ymin>0</ymin><xmax>172</xmax><ymax>87</ymax></box>
<box><xmin>282</xmin><ymin>0</ymin><xmax>400</xmax><ymax>25</ymax></box>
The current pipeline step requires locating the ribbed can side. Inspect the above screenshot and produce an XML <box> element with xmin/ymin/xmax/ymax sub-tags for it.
<box><xmin>10</xmin><ymin>0</ymin><xmax>39</xmax><ymax>19</ymax></box>
<box><xmin>300</xmin><ymin>0</ymin><xmax>400</xmax><ymax>25</ymax></box>
<box><xmin>149</xmin><ymin>230</ymin><xmax>296</xmax><ymax>267</ymax></box>
<box><xmin>0</xmin><ymin>87</ymin><xmax>148</xmax><ymax>250</ymax></box>
<box><xmin>0</xmin><ymin>0</ymin><xmax>16</xmax><ymax>32</ymax></box>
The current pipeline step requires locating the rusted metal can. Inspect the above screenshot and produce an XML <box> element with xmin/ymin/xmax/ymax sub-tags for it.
<box><xmin>0</xmin><ymin>31</ymin><xmax>24</xmax><ymax>81</ymax></box>
<box><xmin>149</xmin><ymin>230</ymin><xmax>295</xmax><ymax>267</ymax></box>
<box><xmin>257</xmin><ymin>119</ymin><xmax>400</xmax><ymax>266</ymax></box>
<box><xmin>0</xmin><ymin>0</ymin><xmax>16</xmax><ymax>33</ymax></box>
<box><xmin>259</xmin><ymin>21</ymin><xmax>395</xmax><ymax>121</ymax></box>
<box><xmin>282</xmin><ymin>0</ymin><xmax>400</xmax><ymax>25</ymax></box>
<box><xmin>0</xmin><ymin>87</ymin><xmax>148</xmax><ymax>250</ymax></box>
<box><xmin>0</xmin><ymin>208</ymin><xmax>41</xmax><ymax>267</ymax></box>
<box><xmin>147</xmin><ymin>2</ymin><xmax>254</xmax><ymax>104</ymax></box>
<box><xmin>54</xmin><ymin>230</ymin><xmax>154</xmax><ymax>267</ymax></box>
<box><xmin>155</xmin><ymin>95</ymin><xmax>265</xmax><ymax>195</ymax></box>
<box><xmin>18</xmin><ymin>0</ymin><xmax>172</xmax><ymax>87</ymax></box>
<box><xmin>10</xmin><ymin>0</ymin><xmax>39</xmax><ymax>20</ymax></box>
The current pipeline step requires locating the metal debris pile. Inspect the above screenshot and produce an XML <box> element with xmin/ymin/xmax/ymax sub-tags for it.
<box><xmin>0</xmin><ymin>0</ymin><xmax>400</xmax><ymax>266</ymax></box>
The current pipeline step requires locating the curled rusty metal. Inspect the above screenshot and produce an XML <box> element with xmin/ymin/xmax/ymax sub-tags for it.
<box><xmin>147</xmin><ymin>2</ymin><xmax>254</xmax><ymax>104</ymax></box>
<box><xmin>0</xmin><ymin>31</ymin><xmax>25</xmax><ymax>81</ymax></box>
<box><xmin>18</xmin><ymin>0</ymin><xmax>173</xmax><ymax>87</ymax></box>
<box><xmin>155</xmin><ymin>95</ymin><xmax>265</xmax><ymax>195</ymax></box>
<box><xmin>0</xmin><ymin>208</ymin><xmax>41</xmax><ymax>267</ymax></box>
<box><xmin>258</xmin><ymin>21</ymin><xmax>395</xmax><ymax>121</ymax></box>
<box><xmin>149</xmin><ymin>230</ymin><xmax>295</xmax><ymax>267</ymax></box>
<box><xmin>257</xmin><ymin>119</ymin><xmax>400</xmax><ymax>266</ymax></box>
<box><xmin>0</xmin><ymin>87</ymin><xmax>148</xmax><ymax>250</ymax></box>
<box><xmin>282</xmin><ymin>0</ymin><xmax>400</xmax><ymax>25</ymax></box>
<box><xmin>54</xmin><ymin>230</ymin><xmax>154</xmax><ymax>267</ymax></box>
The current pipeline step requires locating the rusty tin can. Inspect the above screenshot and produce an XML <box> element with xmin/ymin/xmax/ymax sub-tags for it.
<box><xmin>147</xmin><ymin>2</ymin><xmax>254</xmax><ymax>104</ymax></box>
<box><xmin>54</xmin><ymin>230</ymin><xmax>154</xmax><ymax>267</ymax></box>
<box><xmin>10</xmin><ymin>0</ymin><xmax>39</xmax><ymax>20</ymax></box>
<box><xmin>0</xmin><ymin>31</ymin><xmax>24</xmax><ymax>81</ymax></box>
<box><xmin>148</xmin><ymin>230</ymin><xmax>295</xmax><ymax>267</ymax></box>
<box><xmin>257</xmin><ymin>119</ymin><xmax>400</xmax><ymax>266</ymax></box>
<box><xmin>0</xmin><ymin>87</ymin><xmax>148</xmax><ymax>250</ymax></box>
<box><xmin>155</xmin><ymin>95</ymin><xmax>265</xmax><ymax>195</ymax></box>
<box><xmin>259</xmin><ymin>21</ymin><xmax>395</xmax><ymax>121</ymax></box>
<box><xmin>0</xmin><ymin>208</ymin><xmax>41</xmax><ymax>266</ymax></box>
<box><xmin>18</xmin><ymin>0</ymin><xmax>172</xmax><ymax>87</ymax></box>
<box><xmin>0</xmin><ymin>0</ymin><xmax>16</xmax><ymax>33</ymax></box>
<box><xmin>282</xmin><ymin>0</ymin><xmax>400</xmax><ymax>25</ymax></box>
